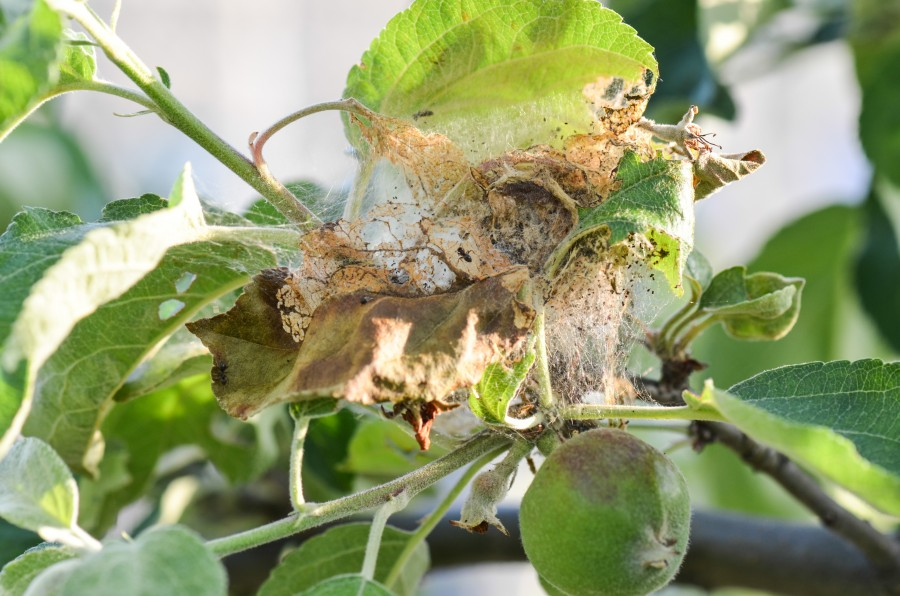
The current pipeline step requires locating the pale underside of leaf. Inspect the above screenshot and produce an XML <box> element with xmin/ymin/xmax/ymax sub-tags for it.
<box><xmin>345</xmin><ymin>0</ymin><xmax>658</xmax><ymax>158</ymax></box>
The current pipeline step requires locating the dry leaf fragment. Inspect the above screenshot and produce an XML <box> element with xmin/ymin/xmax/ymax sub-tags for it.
<box><xmin>693</xmin><ymin>150</ymin><xmax>766</xmax><ymax>200</ymax></box>
<box><xmin>187</xmin><ymin>267</ymin><xmax>536</xmax><ymax>437</ymax></box>
<box><xmin>353</xmin><ymin>111</ymin><xmax>470</xmax><ymax>207</ymax></box>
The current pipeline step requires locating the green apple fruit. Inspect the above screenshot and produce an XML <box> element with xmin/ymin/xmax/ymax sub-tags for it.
<box><xmin>520</xmin><ymin>428</ymin><xmax>691</xmax><ymax>595</ymax></box>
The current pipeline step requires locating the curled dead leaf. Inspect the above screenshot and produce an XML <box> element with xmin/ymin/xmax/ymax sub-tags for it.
<box><xmin>187</xmin><ymin>267</ymin><xmax>536</xmax><ymax>445</ymax></box>
<box><xmin>693</xmin><ymin>150</ymin><xmax>766</xmax><ymax>200</ymax></box>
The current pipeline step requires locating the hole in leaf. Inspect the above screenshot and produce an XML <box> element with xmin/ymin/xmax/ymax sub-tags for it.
<box><xmin>158</xmin><ymin>299</ymin><xmax>185</xmax><ymax>320</ymax></box>
<box><xmin>175</xmin><ymin>272</ymin><xmax>197</xmax><ymax>294</ymax></box>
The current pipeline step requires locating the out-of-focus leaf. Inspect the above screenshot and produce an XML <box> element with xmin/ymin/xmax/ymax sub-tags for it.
<box><xmin>0</xmin><ymin>438</ymin><xmax>76</xmax><ymax>539</ymax></box>
<box><xmin>698</xmin><ymin>265</ymin><xmax>804</xmax><ymax>341</ymax></box>
<box><xmin>24</xmin><ymin>525</ymin><xmax>227</xmax><ymax>596</ymax></box>
<box><xmin>0</xmin><ymin>543</ymin><xmax>75</xmax><ymax>596</ymax></box>
<box><xmin>258</xmin><ymin>523</ymin><xmax>428</xmax><ymax>596</ymax></box>
<box><xmin>854</xmin><ymin>190</ymin><xmax>900</xmax><ymax>352</ymax></box>
<box><xmin>345</xmin><ymin>0</ymin><xmax>658</xmax><ymax>158</ymax></box>
<box><xmin>341</xmin><ymin>417</ymin><xmax>446</xmax><ymax>480</ymax></box>
<box><xmin>0</xmin><ymin>0</ymin><xmax>63</xmax><ymax>140</ymax></box>
<box><xmin>605</xmin><ymin>0</ymin><xmax>735</xmax><ymax>121</ymax></box>
<box><xmin>87</xmin><ymin>376</ymin><xmax>279</xmax><ymax>534</ymax></box>
<box><xmin>701</xmin><ymin>360</ymin><xmax>900</xmax><ymax>515</ymax></box>
<box><xmin>852</xmin><ymin>1</ymin><xmax>900</xmax><ymax>187</ymax></box>
<box><xmin>0</xmin><ymin>521</ymin><xmax>41</xmax><ymax>568</ymax></box>
<box><xmin>302</xmin><ymin>410</ymin><xmax>358</xmax><ymax>502</ymax></box>
<box><xmin>686</xmin><ymin>249</ymin><xmax>713</xmax><ymax>290</ymax></box>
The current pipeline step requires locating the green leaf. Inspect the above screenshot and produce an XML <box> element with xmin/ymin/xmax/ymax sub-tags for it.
<box><xmin>259</xmin><ymin>523</ymin><xmax>428</xmax><ymax>596</ymax></box>
<box><xmin>98</xmin><ymin>194</ymin><xmax>168</xmax><ymax>222</ymax></box>
<box><xmin>685</xmin><ymin>250</ymin><xmax>713</xmax><ymax>290</ymax></box>
<box><xmin>344</xmin><ymin>0</ymin><xmax>657</xmax><ymax>157</ymax></box>
<box><xmin>302</xmin><ymin>410</ymin><xmax>358</xmax><ymax>502</ymax></box>
<box><xmin>25</xmin><ymin>525</ymin><xmax>227</xmax><ymax>596</ymax></box>
<box><xmin>854</xmin><ymin>190</ymin><xmax>900</xmax><ymax>353</ymax></box>
<box><xmin>698</xmin><ymin>266</ymin><xmax>804</xmax><ymax>341</ymax></box>
<box><xmin>156</xmin><ymin>66</ymin><xmax>171</xmax><ymax>89</ymax></box>
<box><xmin>2</xmin><ymin>166</ymin><xmax>299</xmax><ymax>471</ymax></box>
<box><xmin>4</xmin><ymin>165</ymin><xmax>204</xmax><ymax>373</ymax></box>
<box><xmin>341</xmin><ymin>417</ymin><xmax>446</xmax><ymax>481</ymax></box>
<box><xmin>547</xmin><ymin>152</ymin><xmax>694</xmax><ymax>291</ymax></box>
<box><xmin>852</xmin><ymin>2</ymin><xmax>900</xmax><ymax>187</ymax></box>
<box><xmin>0</xmin><ymin>0</ymin><xmax>64</xmax><ymax>140</ymax></box>
<box><xmin>0</xmin><ymin>543</ymin><xmax>75</xmax><ymax>596</ymax></box>
<box><xmin>693</xmin><ymin>205</ymin><xmax>894</xmax><ymax>389</ymax></box>
<box><xmin>300</xmin><ymin>575</ymin><xmax>395</xmax><ymax>596</ymax></box>
<box><xmin>0</xmin><ymin>437</ymin><xmax>76</xmax><ymax>536</ymax></box>
<box><xmin>86</xmin><ymin>376</ymin><xmax>280</xmax><ymax>534</ymax></box>
<box><xmin>0</xmin><ymin>207</ymin><xmax>83</xmax><ymax>345</ymax></box>
<box><xmin>703</xmin><ymin>360</ymin><xmax>900</xmax><ymax>516</ymax></box>
<box><xmin>468</xmin><ymin>351</ymin><xmax>536</xmax><ymax>425</ymax></box>
<box><xmin>58</xmin><ymin>31</ymin><xmax>96</xmax><ymax>85</ymax></box>
<box><xmin>112</xmin><ymin>328</ymin><xmax>211</xmax><ymax>402</ymax></box>
<box><xmin>604</xmin><ymin>0</ymin><xmax>734</xmax><ymax>121</ymax></box>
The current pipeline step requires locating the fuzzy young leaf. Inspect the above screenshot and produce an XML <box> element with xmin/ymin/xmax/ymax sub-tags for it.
<box><xmin>547</xmin><ymin>152</ymin><xmax>694</xmax><ymax>291</ymax></box>
<box><xmin>58</xmin><ymin>30</ymin><xmax>96</xmax><ymax>84</ymax></box>
<box><xmin>0</xmin><ymin>543</ymin><xmax>75</xmax><ymax>596</ymax></box>
<box><xmin>259</xmin><ymin>523</ymin><xmax>428</xmax><ymax>596</ymax></box>
<box><xmin>344</xmin><ymin>0</ymin><xmax>657</xmax><ymax>158</ymax></box>
<box><xmin>24</xmin><ymin>525</ymin><xmax>227</xmax><ymax>596</ymax></box>
<box><xmin>701</xmin><ymin>360</ymin><xmax>900</xmax><ymax>516</ymax></box>
<box><xmin>468</xmin><ymin>351</ymin><xmax>536</xmax><ymax>425</ymax></box>
<box><xmin>699</xmin><ymin>266</ymin><xmax>804</xmax><ymax>341</ymax></box>
<box><xmin>0</xmin><ymin>438</ymin><xmax>76</xmax><ymax>536</ymax></box>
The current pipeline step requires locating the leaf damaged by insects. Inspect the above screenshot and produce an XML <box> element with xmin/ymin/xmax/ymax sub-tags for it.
<box><xmin>188</xmin><ymin>267</ymin><xmax>536</xmax><ymax>448</ymax></box>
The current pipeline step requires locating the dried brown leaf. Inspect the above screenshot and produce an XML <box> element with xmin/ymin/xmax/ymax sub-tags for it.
<box><xmin>187</xmin><ymin>267</ymin><xmax>535</xmax><ymax>423</ymax></box>
<box><xmin>693</xmin><ymin>150</ymin><xmax>766</xmax><ymax>200</ymax></box>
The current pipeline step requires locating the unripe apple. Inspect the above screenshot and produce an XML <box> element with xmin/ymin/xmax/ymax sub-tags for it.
<box><xmin>520</xmin><ymin>428</ymin><xmax>690</xmax><ymax>595</ymax></box>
